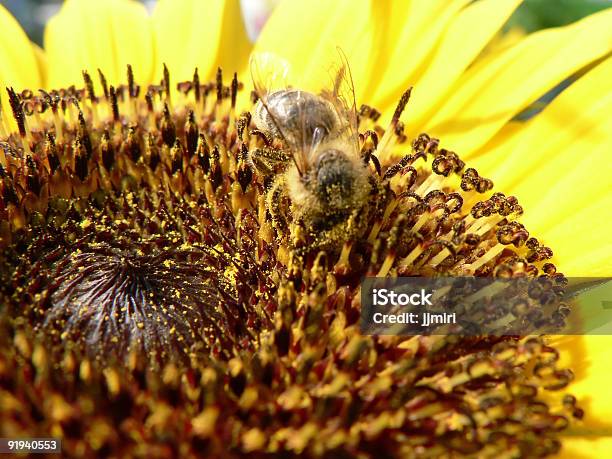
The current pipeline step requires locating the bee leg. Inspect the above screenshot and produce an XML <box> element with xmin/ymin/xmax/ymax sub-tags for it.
<box><xmin>250</xmin><ymin>148</ymin><xmax>276</xmax><ymax>177</ymax></box>
<box><xmin>266</xmin><ymin>176</ymin><xmax>290</xmax><ymax>235</ymax></box>
<box><xmin>250</xmin><ymin>129</ymin><xmax>273</xmax><ymax>146</ymax></box>
<box><xmin>250</xmin><ymin>146</ymin><xmax>291</xmax><ymax>180</ymax></box>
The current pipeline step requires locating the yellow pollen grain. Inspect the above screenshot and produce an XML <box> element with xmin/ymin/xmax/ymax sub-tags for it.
<box><xmin>80</xmin><ymin>218</ymin><xmax>92</xmax><ymax>229</ymax></box>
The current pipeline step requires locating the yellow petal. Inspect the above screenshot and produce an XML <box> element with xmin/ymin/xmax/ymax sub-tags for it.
<box><xmin>0</xmin><ymin>4</ymin><xmax>41</xmax><ymax>90</ymax></box>
<box><xmin>481</xmin><ymin>27</ymin><xmax>526</xmax><ymax>59</ymax></box>
<box><xmin>519</xmin><ymin>128</ymin><xmax>611</xmax><ymax>225</ymax></box>
<box><xmin>472</xmin><ymin>57</ymin><xmax>612</xmax><ymax>191</ymax></box>
<box><xmin>31</xmin><ymin>43</ymin><xmax>48</xmax><ymax>90</ymax></box>
<box><xmin>378</xmin><ymin>0</ymin><xmax>521</xmax><ymax>126</ymax></box>
<box><xmin>253</xmin><ymin>0</ymin><xmax>445</xmax><ymax>103</ymax></box>
<box><xmin>539</xmin><ymin>197</ymin><xmax>611</xmax><ymax>277</ymax></box>
<box><xmin>153</xmin><ymin>0</ymin><xmax>251</xmax><ymax>84</ymax></box>
<box><xmin>473</xmin><ymin>58</ymin><xmax>612</xmax><ymax>276</ymax></box>
<box><xmin>558</xmin><ymin>437</ymin><xmax>612</xmax><ymax>459</ymax></box>
<box><xmin>555</xmin><ymin>335</ymin><xmax>612</xmax><ymax>456</ymax></box>
<box><xmin>468</xmin><ymin>121</ymin><xmax>525</xmax><ymax>173</ymax></box>
<box><xmin>44</xmin><ymin>0</ymin><xmax>154</xmax><ymax>90</ymax></box>
<box><xmin>215</xmin><ymin>0</ymin><xmax>252</xmax><ymax>79</ymax></box>
<box><xmin>368</xmin><ymin>0</ymin><xmax>471</xmax><ymax>107</ymax></box>
<box><xmin>501</xmin><ymin>70</ymin><xmax>610</xmax><ymax>202</ymax></box>
<box><xmin>425</xmin><ymin>8</ymin><xmax>612</xmax><ymax>156</ymax></box>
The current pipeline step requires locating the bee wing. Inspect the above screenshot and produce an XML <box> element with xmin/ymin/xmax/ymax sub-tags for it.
<box><xmin>249</xmin><ymin>51</ymin><xmax>290</xmax><ymax>102</ymax></box>
<box><xmin>319</xmin><ymin>48</ymin><xmax>360</xmax><ymax>157</ymax></box>
<box><xmin>249</xmin><ymin>52</ymin><xmax>310</xmax><ymax>175</ymax></box>
<box><xmin>293</xmin><ymin>90</ymin><xmax>330</xmax><ymax>173</ymax></box>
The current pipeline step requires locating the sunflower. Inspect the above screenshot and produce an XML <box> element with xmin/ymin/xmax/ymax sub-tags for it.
<box><xmin>0</xmin><ymin>0</ymin><xmax>610</xmax><ymax>457</ymax></box>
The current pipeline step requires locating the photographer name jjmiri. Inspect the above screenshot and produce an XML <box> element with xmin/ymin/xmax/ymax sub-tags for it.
<box><xmin>370</xmin><ymin>288</ymin><xmax>456</xmax><ymax>327</ymax></box>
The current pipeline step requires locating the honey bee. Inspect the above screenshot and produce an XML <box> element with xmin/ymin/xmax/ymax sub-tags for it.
<box><xmin>249</xmin><ymin>51</ymin><xmax>377</xmax><ymax>247</ymax></box>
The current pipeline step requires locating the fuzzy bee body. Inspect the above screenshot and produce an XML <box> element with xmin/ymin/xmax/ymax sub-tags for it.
<box><xmin>249</xmin><ymin>52</ymin><xmax>377</xmax><ymax>246</ymax></box>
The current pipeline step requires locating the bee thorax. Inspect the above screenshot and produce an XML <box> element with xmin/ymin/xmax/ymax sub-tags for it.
<box><xmin>253</xmin><ymin>90</ymin><xmax>339</xmax><ymax>145</ymax></box>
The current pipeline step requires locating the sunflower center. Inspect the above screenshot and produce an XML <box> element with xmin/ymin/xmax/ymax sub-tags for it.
<box><xmin>44</xmin><ymin>243</ymin><xmax>218</xmax><ymax>363</ymax></box>
<box><xmin>0</xmin><ymin>63</ymin><xmax>580</xmax><ymax>457</ymax></box>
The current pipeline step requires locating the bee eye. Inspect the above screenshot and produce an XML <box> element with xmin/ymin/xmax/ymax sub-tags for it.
<box><xmin>314</xmin><ymin>150</ymin><xmax>353</xmax><ymax>203</ymax></box>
